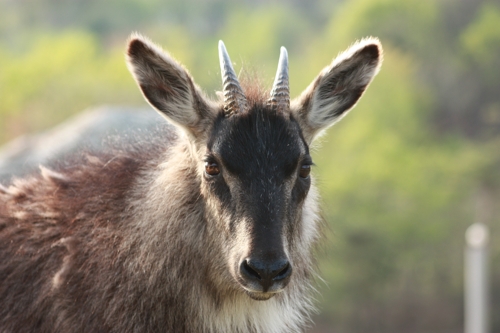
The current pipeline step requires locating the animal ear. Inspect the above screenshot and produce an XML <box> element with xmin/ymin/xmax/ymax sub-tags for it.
<box><xmin>291</xmin><ymin>38</ymin><xmax>382</xmax><ymax>143</ymax></box>
<box><xmin>126</xmin><ymin>34</ymin><xmax>215</xmax><ymax>136</ymax></box>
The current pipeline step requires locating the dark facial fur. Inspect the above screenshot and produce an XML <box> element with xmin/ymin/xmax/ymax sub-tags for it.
<box><xmin>203</xmin><ymin>106</ymin><xmax>312</xmax><ymax>298</ymax></box>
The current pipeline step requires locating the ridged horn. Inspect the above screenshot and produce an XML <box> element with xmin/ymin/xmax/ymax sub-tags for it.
<box><xmin>268</xmin><ymin>47</ymin><xmax>290</xmax><ymax>113</ymax></box>
<box><xmin>219</xmin><ymin>40</ymin><xmax>247</xmax><ymax>116</ymax></box>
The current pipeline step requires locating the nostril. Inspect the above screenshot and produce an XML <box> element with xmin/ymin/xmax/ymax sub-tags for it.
<box><xmin>241</xmin><ymin>260</ymin><xmax>261</xmax><ymax>280</ymax></box>
<box><xmin>274</xmin><ymin>262</ymin><xmax>292</xmax><ymax>281</ymax></box>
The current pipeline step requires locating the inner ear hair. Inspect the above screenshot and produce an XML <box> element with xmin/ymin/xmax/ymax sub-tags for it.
<box><xmin>292</xmin><ymin>38</ymin><xmax>383</xmax><ymax>143</ymax></box>
<box><xmin>126</xmin><ymin>34</ymin><xmax>216</xmax><ymax>137</ymax></box>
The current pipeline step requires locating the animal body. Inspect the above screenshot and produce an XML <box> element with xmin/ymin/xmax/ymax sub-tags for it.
<box><xmin>0</xmin><ymin>34</ymin><xmax>382</xmax><ymax>333</ymax></box>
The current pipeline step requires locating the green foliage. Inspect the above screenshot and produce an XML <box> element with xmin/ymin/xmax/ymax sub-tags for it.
<box><xmin>460</xmin><ymin>2</ymin><xmax>500</xmax><ymax>82</ymax></box>
<box><xmin>324</xmin><ymin>0</ymin><xmax>440</xmax><ymax>53</ymax></box>
<box><xmin>312</xmin><ymin>47</ymin><xmax>484</xmax><ymax>330</ymax></box>
<box><xmin>0</xmin><ymin>31</ymin><xmax>141</xmax><ymax>142</ymax></box>
<box><xmin>309</xmin><ymin>1</ymin><xmax>500</xmax><ymax>330</ymax></box>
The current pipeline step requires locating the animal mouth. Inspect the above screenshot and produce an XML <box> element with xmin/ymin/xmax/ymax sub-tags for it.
<box><xmin>246</xmin><ymin>290</ymin><xmax>278</xmax><ymax>301</ymax></box>
<box><xmin>238</xmin><ymin>279</ymin><xmax>286</xmax><ymax>301</ymax></box>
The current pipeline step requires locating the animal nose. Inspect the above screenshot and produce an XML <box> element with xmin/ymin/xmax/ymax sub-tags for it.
<box><xmin>239</xmin><ymin>258</ymin><xmax>292</xmax><ymax>292</ymax></box>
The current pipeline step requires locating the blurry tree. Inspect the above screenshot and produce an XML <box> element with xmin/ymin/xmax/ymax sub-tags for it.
<box><xmin>319</xmin><ymin>0</ymin><xmax>500</xmax><ymax>139</ymax></box>
<box><xmin>309</xmin><ymin>0</ymin><xmax>500</xmax><ymax>331</ymax></box>
<box><xmin>0</xmin><ymin>31</ymin><xmax>141</xmax><ymax>142</ymax></box>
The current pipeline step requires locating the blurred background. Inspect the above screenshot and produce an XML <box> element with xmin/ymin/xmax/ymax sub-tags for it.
<box><xmin>1</xmin><ymin>0</ymin><xmax>499</xmax><ymax>332</ymax></box>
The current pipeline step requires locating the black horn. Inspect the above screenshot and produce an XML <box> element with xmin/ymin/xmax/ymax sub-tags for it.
<box><xmin>219</xmin><ymin>40</ymin><xmax>247</xmax><ymax>116</ymax></box>
<box><xmin>268</xmin><ymin>47</ymin><xmax>290</xmax><ymax>113</ymax></box>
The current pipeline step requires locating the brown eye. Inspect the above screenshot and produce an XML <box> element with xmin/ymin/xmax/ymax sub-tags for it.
<box><xmin>299</xmin><ymin>164</ymin><xmax>311</xmax><ymax>178</ymax></box>
<box><xmin>205</xmin><ymin>161</ymin><xmax>220</xmax><ymax>176</ymax></box>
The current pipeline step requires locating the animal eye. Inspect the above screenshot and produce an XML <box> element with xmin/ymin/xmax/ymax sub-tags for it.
<box><xmin>299</xmin><ymin>164</ymin><xmax>311</xmax><ymax>178</ymax></box>
<box><xmin>205</xmin><ymin>161</ymin><xmax>220</xmax><ymax>176</ymax></box>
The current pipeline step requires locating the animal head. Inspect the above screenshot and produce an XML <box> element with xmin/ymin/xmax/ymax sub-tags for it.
<box><xmin>126</xmin><ymin>35</ymin><xmax>382</xmax><ymax>301</ymax></box>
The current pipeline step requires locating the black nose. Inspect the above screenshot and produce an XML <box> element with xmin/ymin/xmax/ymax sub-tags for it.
<box><xmin>240</xmin><ymin>258</ymin><xmax>292</xmax><ymax>292</ymax></box>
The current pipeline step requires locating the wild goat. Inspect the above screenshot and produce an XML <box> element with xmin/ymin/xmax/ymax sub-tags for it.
<box><xmin>0</xmin><ymin>34</ymin><xmax>382</xmax><ymax>333</ymax></box>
